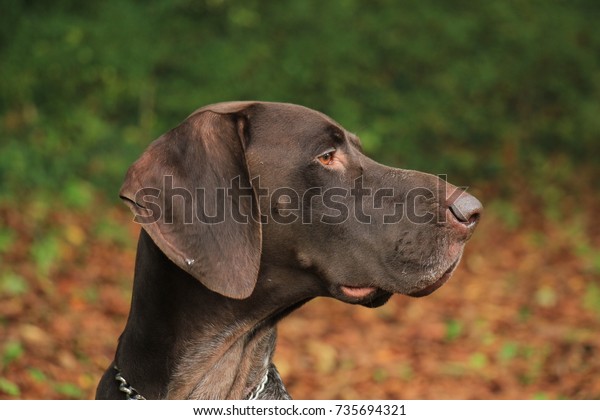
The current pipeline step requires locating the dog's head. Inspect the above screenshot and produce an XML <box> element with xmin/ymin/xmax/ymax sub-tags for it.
<box><xmin>120</xmin><ymin>101</ymin><xmax>481</xmax><ymax>304</ymax></box>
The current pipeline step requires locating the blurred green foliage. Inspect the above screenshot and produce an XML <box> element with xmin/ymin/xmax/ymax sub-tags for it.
<box><xmin>445</xmin><ymin>318</ymin><xmax>463</xmax><ymax>342</ymax></box>
<box><xmin>1</xmin><ymin>0</ymin><xmax>599</xmax><ymax>202</ymax></box>
<box><xmin>2</xmin><ymin>340</ymin><xmax>24</xmax><ymax>368</ymax></box>
<box><xmin>0</xmin><ymin>377</ymin><xmax>20</xmax><ymax>397</ymax></box>
<box><xmin>53</xmin><ymin>382</ymin><xmax>84</xmax><ymax>398</ymax></box>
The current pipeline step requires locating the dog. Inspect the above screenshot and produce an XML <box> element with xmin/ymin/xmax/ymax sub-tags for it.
<box><xmin>96</xmin><ymin>101</ymin><xmax>481</xmax><ymax>399</ymax></box>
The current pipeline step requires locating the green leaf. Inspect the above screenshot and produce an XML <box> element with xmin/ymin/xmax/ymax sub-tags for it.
<box><xmin>0</xmin><ymin>228</ymin><xmax>15</xmax><ymax>253</ymax></box>
<box><xmin>54</xmin><ymin>382</ymin><xmax>84</xmax><ymax>398</ymax></box>
<box><xmin>583</xmin><ymin>282</ymin><xmax>600</xmax><ymax>314</ymax></box>
<box><xmin>499</xmin><ymin>342</ymin><xmax>519</xmax><ymax>363</ymax></box>
<box><xmin>30</xmin><ymin>235</ymin><xmax>61</xmax><ymax>275</ymax></box>
<box><xmin>0</xmin><ymin>378</ymin><xmax>20</xmax><ymax>396</ymax></box>
<box><xmin>2</xmin><ymin>341</ymin><xmax>24</xmax><ymax>367</ymax></box>
<box><xmin>469</xmin><ymin>352</ymin><xmax>488</xmax><ymax>370</ymax></box>
<box><xmin>445</xmin><ymin>319</ymin><xmax>463</xmax><ymax>342</ymax></box>
<box><xmin>0</xmin><ymin>272</ymin><xmax>28</xmax><ymax>296</ymax></box>
<box><xmin>28</xmin><ymin>368</ymin><xmax>47</xmax><ymax>383</ymax></box>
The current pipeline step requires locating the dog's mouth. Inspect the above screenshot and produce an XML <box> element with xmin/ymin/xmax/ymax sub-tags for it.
<box><xmin>340</xmin><ymin>285</ymin><xmax>378</xmax><ymax>299</ymax></box>
<box><xmin>407</xmin><ymin>257</ymin><xmax>461</xmax><ymax>298</ymax></box>
<box><xmin>332</xmin><ymin>284</ymin><xmax>392</xmax><ymax>307</ymax></box>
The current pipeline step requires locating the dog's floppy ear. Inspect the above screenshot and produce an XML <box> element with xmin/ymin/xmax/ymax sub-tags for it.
<box><xmin>119</xmin><ymin>102</ymin><xmax>261</xmax><ymax>299</ymax></box>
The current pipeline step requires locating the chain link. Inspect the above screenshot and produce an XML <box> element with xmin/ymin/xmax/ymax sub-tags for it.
<box><xmin>246</xmin><ymin>369</ymin><xmax>270</xmax><ymax>400</ymax></box>
<box><xmin>114</xmin><ymin>366</ymin><xmax>146</xmax><ymax>400</ymax></box>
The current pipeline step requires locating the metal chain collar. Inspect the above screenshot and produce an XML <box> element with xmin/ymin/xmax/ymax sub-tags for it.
<box><xmin>113</xmin><ymin>365</ymin><xmax>269</xmax><ymax>400</ymax></box>
<box><xmin>113</xmin><ymin>366</ymin><xmax>146</xmax><ymax>400</ymax></box>
<box><xmin>246</xmin><ymin>369</ymin><xmax>269</xmax><ymax>400</ymax></box>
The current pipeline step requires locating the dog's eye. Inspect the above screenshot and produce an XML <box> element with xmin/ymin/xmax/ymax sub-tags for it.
<box><xmin>318</xmin><ymin>151</ymin><xmax>335</xmax><ymax>166</ymax></box>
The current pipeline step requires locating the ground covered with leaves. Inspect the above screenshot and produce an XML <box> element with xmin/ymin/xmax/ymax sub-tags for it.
<box><xmin>0</xmin><ymin>201</ymin><xmax>599</xmax><ymax>399</ymax></box>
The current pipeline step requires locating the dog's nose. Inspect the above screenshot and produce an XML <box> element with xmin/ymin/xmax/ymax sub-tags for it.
<box><xmin>448</xmin><ymin>191</ymin><xmax>482</xmax><ymax>231</ymax></box>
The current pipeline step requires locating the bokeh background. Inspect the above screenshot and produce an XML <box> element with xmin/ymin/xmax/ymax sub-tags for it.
<box><xmin>1</xmin><ymin>0</ymin><xmax>599</xmax><ymax>399</ymax></box>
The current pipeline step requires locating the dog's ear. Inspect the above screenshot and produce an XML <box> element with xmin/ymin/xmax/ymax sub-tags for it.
<box><xmin>119</xmin><ymin>102</ymin><xmax>261</xmax><ymax>299</ymax></box>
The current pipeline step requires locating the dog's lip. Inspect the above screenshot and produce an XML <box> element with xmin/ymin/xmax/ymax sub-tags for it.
<box><xmin>408</xmin><ymin>258</ymin><xmax>460</xmax><ymax>298</ymax></box>
<box><xmin>339</xmin><ymin>285</ymin><xmax>378</xmax><ymax>299</ymax></box>
<box><xmin>334</xmin><ymin>285</ymin><xmax>392</xmax><ymax>307</ymax></box>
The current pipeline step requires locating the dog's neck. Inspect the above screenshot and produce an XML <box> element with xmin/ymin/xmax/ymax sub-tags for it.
<box><xmin>114</xmin><ymin>230</ymin><xmax>322</xmax><ymax>399</ymax></box>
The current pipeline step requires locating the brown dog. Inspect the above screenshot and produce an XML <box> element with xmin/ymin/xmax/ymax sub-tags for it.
<box><xmin>96</xmin><ymin>101</ymin><xmax>481</xmax><ymax>399</ymax></box>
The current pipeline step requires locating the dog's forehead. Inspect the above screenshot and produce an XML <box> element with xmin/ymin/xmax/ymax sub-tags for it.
<box><xmin>254</xmin><ymin>103</ymin><xmax>364</xmax><ymax>151</ymax></box>
<box><xmin>254</xmin><ymin>102</ymin><xmax>341</xmax><ymax>130</ymax></box>
<box><xmin>254</xmin><ymin>102</ymin><xmax>355</xmax><ymax>143</ymax></box>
